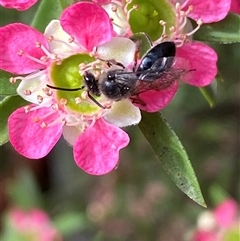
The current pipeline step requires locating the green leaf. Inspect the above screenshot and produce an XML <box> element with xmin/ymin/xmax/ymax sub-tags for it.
<box><xmin>32</xmin><ymin>0</ymin><xmax>76</xmax><ymax>30</ymax></box>
<box><xmin>130</xmin><ymin>32</ymin><xmax>152</xmax><ymax>58</ymax></box>
<box><xmin>129</xmin><ymin>0</ymin><xmax>176</xmax><ymax>41</ymax></box>
<box><xmin>0</xmin><ymin>70</ymin><xmax>20</xmax><ymax>96</ymax></box>
<box><xmin>193</xmin><ymin>13</ymin><xmax>240</xmax><ymax>44</ymax></box>
<box><xmin>138</xmin><ymin>112</ymin><xmax>206</xmax><ymax>207</ymax></box>
<box><xmin>7</xmin><ymin>168</ymin><xmax>44</xmax><ymax>209</ymax></box>
<box><xmin>53</xmin><ymin>212</ymin><xmax>87</xmax><ymax>236</ymax></box>
<box><xmin>0</xmin><ymin>96</ymin><xmax>28</xmax><ymax>145</ymax></box>
<box><xmin>31</xmin><ymin>0</ymin><xmax>62</xmax><ymax>31</ymax></box>
<box><xmin>199</xmin><ymin>79</ymin><xmax>218</xmax><ymax>108</ymax></box>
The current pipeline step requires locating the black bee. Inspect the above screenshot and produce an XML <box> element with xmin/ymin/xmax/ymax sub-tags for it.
<box><xmin>47</xmin><ymin>41</ymin><xmax>192</xmax><ymax>108</ymax></box>
<box><xmin>87</xmin><ymin>41</ymin><xmax>191</xmax><ymax>106</ymax></box>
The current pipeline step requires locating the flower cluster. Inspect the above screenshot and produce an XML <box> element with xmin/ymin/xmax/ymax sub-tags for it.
<box><xmin>192</xmin><ymin>199</ymin><xmax>239</xmax><ymax>241</ymax></box>
<box><xmin>0</xmin><ymin>0</ymin><xmax>232</xmax><ymax>175</ymax></box>
<box><xmin>6</xmin><ymin>208</ymin><xmax>61</xmax><ymax>241</ymax></box>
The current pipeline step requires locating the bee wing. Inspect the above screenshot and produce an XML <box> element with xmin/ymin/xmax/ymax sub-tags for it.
<box><xmin>130</xmin><ymin>68</ymin><xmax>187</xmax><ymax>96</ymax></box>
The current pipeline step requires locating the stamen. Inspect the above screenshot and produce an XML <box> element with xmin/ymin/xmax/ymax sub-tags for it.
<box><xmin>17</xmin><ymin>49</ymin><xmax>48</xmax><ymax>65</ymax></box>
<box><xmin>185</xmin><ymin>19</ymin><xmax>202</xmax><ymax>36</ymax></box>
<box><xmin>126</xmin><ymin>4</ymin><xmax>138</xmax><ymax>20</ymax></box>
<box><xmin>179</xmin><ymin>0</ymin><xmax>190</xmax><ymax>10</ymax></box>
<box><xmin>47</xmin><ymin>35</ymin><xmax>77</xmax><ymax>50</ymax></box>
<box><xmin>124</xmin><ymin>0</ymin><xmax>133</xmax><ymax>13</ymax></box>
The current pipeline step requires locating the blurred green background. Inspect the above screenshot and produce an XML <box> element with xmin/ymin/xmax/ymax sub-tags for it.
<box><xmin>0</xmin><ymin>3</ymin><xmax>239</xmax><ymax>241</ymax></box>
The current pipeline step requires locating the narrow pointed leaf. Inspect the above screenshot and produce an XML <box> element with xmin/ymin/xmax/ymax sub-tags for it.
<box><xmin>199</xmin><ymin>79</ymin><xmax>218</xmax><ymax>108</ymax></box>
<box><xmin>193</xmin><ymin>13</ymin><xmax>240</xmax><ymax>44</ymax></box>
<box><xmin>139</xmin><ymin>112</ymin><xmax>206</xmax><ymax>207</ymax></box>
<box><xmin>0</xmin><ymin>96</ymin><xmax>28</xmax><ymax>145</ymax></box>
<box><xmin>0</xmin><ymin>70</ymin><xmax>20</xmax><ymax>96</ymax></box>
<box><xmin>31</xmin><ymin>0</ymin><xmax>62</xmax><ymax>31</ymax></box>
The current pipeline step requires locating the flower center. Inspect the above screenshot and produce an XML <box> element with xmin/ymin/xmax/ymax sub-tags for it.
<box><xmin>50</xmin><ymin>54</ymin><xmax>109</xmax><ymax>115</ymax></box>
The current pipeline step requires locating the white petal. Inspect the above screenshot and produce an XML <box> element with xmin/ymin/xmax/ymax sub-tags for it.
<box><xmin>63</xmin><ymin>125</ymin><xmax>82</xmax><ymax>146</ymax></box>
<box><xmin>17</xmin><ymin>72</ymin><xmax>52</xmax><ymax>105</ymax></box>
<box><xmin>102</xmin><ymin>3</ymin><xmax>129</xmax><ymax>36</ymax></box>
<box><xmin>96</xmin><ymin>37</ymin><xmax>136</xmax><ymax>67</ymax></box>
<box><xmin>104</xmin><ymin>99</ymin><xmax>141</xmax><ymax>127</ymax></box>
<box><xmin>44</xmin><ymin>20</ymin><xmax>79</xmax><ymax>55</ymax></box>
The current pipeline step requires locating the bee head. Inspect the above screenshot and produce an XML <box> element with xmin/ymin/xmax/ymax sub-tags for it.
<box><xmin>99</xmin><ymin>71</ymin><xmax>131</xmax><ymax>101</ymax></box>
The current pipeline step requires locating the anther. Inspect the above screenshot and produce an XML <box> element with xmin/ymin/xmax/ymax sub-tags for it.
<box><xmin>75</xmin><ymin>97</ymin><xmax>82</xmax><ymax>104</ymax></box>
<box><xmin>48</xmin><ymin>36</ymin><xmax>54</xmax><ymax>42</ymax></box>
<box><xmin>59</xmin><ymin>98</ymin><xmax>67</xmax><ymax>105</ymax></box>
<box><xmin>9</xmin><ymin>77</ymin><xmax>17</xmax><ymax>84</ymax></box>
<box><xmin>37</xmin><ymin>95</ymin><xmax>44</xmax><ymax>104</ymax></box>
<box><xmin>41</xmin><ymin>122</ymin><xmax>48</xmax><ymax>128</ymax></box>
<box><xmin>51</xmin><ymin>103</ymin><xmax>59</xmax><ymax>110</ymax></box>
<box><xmin>69</xmin><ymin>37</ymin><xmax>74</xmax><ymax>43</ymax></box>
<box><xmin>24</xmin><ymin>89</ymin><xmax>32</xmax><ymax>95</ymax></box>
<box><xmin>111</xmin><ymin>5</ymin><xmax>117</xmax><ymax>12</ymax></box>
<box><xmin>24</xmin><ymin>106</ymin><xmax>31</xmax><ymax>113</ymax></box>
<box><xmin>81</xmin><ymin>91</ymin><xmax>88</xmax><ymax>100</ymax></box>
<box><xmin>40</xmin><ymin>56</ymin><xmax>49</xmax><ymax>62</ymax></box>
<box><xmin>17</xmin><ymin>50</ymin><xmax>24</xmax><ymax>56</ymax></box>
<box><xmin>33</xmin><ymin>117</ymin><xmax>40</xmax><ymax>122</ymax></box>
<box><xmin>36</xmin><ymin>41</ymin><xmax>42</xmax><ymax>48</ymax></box>
<box><xmin>42</xmin><ymin>87</ymin><xmax>53</xmax><ymax>96</ymax></box>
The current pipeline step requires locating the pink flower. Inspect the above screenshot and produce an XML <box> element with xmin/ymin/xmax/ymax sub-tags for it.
<box><xmin>192</xmin><ymin>199</ymin><xmax>239</xmax><ymax>241</ymax></box>
<box><xmin>93</xmin><ymin>0</ymin><xmax>137</xmax><ymax>37</ymax></box>
<box><xmin>0</xmin><ymin>0</ymin><xmax>38</xmax><ymax>11</ymax></box>
<box><xmin>1</xmin><ymin>2</ymin><xmax>141</xmax><ymax>175</ymax></box>
<box><xmin>8</xmin><ymin>208</ymin><xmax>61</xmax><ymax>241</ymax></box>
<box><xmin>128</xmin><ymin>0</ymin><xmax>218</xmax><ymax>112</ymax></box>
<box><xmin>213</xmin><ymin>199</ymin><xmax>238</xmax><ymax>228</ymax></box>
<box><xmin>179</xmin><ymin>0</ymin><xmax>231</xmax><ymax>23</ymax></box>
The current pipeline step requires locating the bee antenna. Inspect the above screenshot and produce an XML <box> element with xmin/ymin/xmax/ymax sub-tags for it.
<box><xmin>46</xmin><ymin>84</ymin><xmax>84</xmax><ymax>91</ymax></box>
<box><xmin>87</xmin><ymin>91</ymin><xmax>107</xmax><ymax>109</ymax></box>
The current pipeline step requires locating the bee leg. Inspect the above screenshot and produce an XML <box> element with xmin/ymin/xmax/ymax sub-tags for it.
<box><xmin>133</xmin><ymin>45</ymin><xmax>140</xmax><ymax>72</ymax></box>
<box><xmin>130</xmin><ymin>95</ymin><xmax>146</xmax><ymax>106</ymax></box>
<box><xmin>105</xmin><ymin>60</ymin><xmax>125</xmax><ymax>69</ymax></box>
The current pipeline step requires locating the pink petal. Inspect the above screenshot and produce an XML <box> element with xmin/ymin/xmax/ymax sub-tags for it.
<box><xmin>230</xmin><ymin>0</ymin><xmax>240</xmax><ymax>14</ymax></box>
<box><xmin>184</xmin><ymin>0</ymin><xmax>231</xmax><ymax>23</ymax></box>
<box><xmin>60</xmin><ymin>2</ymin><xmax>113</xmax><ymax>51</ymax></box>
<box><xmin>214</xmin><ymin>199</ymin><xmax>238</xmax><ymax>228</ymax></box>
<box><xmin>74</xmin><ymin>118</ymin><xmax>129</xmax><ymax>175</ymax></box>
<box><xmin>131</xmin><ymin>81</ymin><xmax>178</xmax><ymax>112</ymax></box>
<box><xmin>0</xmin><ymin>0</ymin><xmax>38</xmax><ymax>11</ymax></box>
<box><xmin>0</xmin><ymin>23</ymin><xmax>48</xmax><ymax>74</ymax></box>
<box><xmin>176</xmin><ymin>42</ymin><xmax>217</xmax><ymax>86</ymax></box>
<box><xmin>193</xmin><ymin>230</ymin><xmax>218</xmax><ymax>241</ymax></box>
<box><xmin>8</xmin><ymin>106</ymin><xmax>63</xmax><ymax>159</ymax></box>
